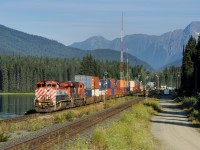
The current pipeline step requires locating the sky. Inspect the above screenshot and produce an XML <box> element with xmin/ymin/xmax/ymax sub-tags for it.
<box><xmin>0</xmin><ymin>0</ymin><xmax>200</xmax><ymax>45</ymax></box>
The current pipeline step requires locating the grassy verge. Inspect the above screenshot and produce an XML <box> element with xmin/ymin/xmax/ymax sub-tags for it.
<box><xmin>0</xmin><ymin>96</ymin><xmax>136</xmax><ymax>141</ymax></box>
<box><xmin>175</xmin><ymin>96</ymin><xmax>200</xmax><ymax>127</ymax></box>
<box><xmin>0</xmin><ymin>93</ymin><xmax>34</xmax><ymax>95</ymax></box>
<box><xmin>65</xmin><ymin>98</ymin><xmax>161</xmax><ymax>150</ymax></box>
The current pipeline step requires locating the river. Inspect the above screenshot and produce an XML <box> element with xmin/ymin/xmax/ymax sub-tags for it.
<box><xmin>0</xmin><ymin>94</ymin><xmax>35</xmax><ymax>119</ymax></box>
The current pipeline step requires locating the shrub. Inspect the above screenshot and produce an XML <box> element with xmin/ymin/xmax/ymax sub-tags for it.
<box><xmin>188</xmin><ymin>109</ymin><xmax>200</xmax><ymax>122</ymax></box>
<box><xmin>182</xmin><ymin>97</ymin><xmax>197</xmax><ymax>108</ymax></box>
<box><xmin>143</xmin><ymin>100</ymin><xmax>162</xmax><ymax>112</ymax></box>
<box><xmin>54</xmin><ymin>114</ymin><xmax>66</xmax><ymax>123</ymax></box>
<box><xmin>26</xmin><ymin>119</ymin><xmax>48</xmax><ymax>131</ymax></box>
<box><xmin>64</xmin><ymin>111</ymin><xmax>73</xmax><ymax>121</ymax></box>
<box><xmin>0</xmin><ymin>132</ymin><xmax>10</xmax><ymax>142</ymax></box>
<box><xmin>92</xmin><ymin>127</ymin><xmax>107</xmax><ymax>149</ymax></box>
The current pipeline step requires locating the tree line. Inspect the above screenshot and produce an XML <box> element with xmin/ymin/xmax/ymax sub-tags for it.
<box><xmin>181</xmin><ymin>36</ymin><xmax>200</xmax><ymax>96</ymax></box>
<box><xmin>0</xmin><ymin>54</ymin><xmax>149</xmax><ymax>92</ymax></box>
<box><xmin>0</xmin><ymin>51</ymin><xmax>186</xmax><ymax>93</ymax></box>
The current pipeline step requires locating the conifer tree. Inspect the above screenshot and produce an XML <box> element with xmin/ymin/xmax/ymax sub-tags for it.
<box><xmin>182</xmin><ymin>36</ymin><xmax>196</xmax><ymax>95</ymax></box>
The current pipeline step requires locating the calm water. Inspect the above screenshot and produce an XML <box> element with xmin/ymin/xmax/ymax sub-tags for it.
<box><xmin>0</xmin><ymin>94</ymin><xmax>35</xmax><ymax>119</ymax></box>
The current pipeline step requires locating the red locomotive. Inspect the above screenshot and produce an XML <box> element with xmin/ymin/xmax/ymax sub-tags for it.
<box><xmin>34</xmin><ymin>80</ymin><xmax>85</xmax><ymax>112</ymax></box>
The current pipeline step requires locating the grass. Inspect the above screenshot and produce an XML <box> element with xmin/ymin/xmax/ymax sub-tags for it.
<box><xmin>0</xmin><ymin>95</ymin><xmax>137</xmax><ymax>142</ymax></box>
<box><xmin>0</xmin><ymin>93</ymin><xmax>34</xmax><ymax>95</ymax></box>
<box><xmin>143</xmin><ymin>99</ymin><xmax>162</xmax><ymax>112</ymax></box>
<box><xmin>66</xmin><ymin>99</ymin><xmax>161</xmax><ymax>150</ymax></box>
<box><xmin>176</xmin><ymin>96</ymin><xmax>200</xmax><ymax>127</ymax></box>
<box><xmin>0</xmin><ymin>132</ymin><xmax>10</xmax><ymax>142</ymax></box>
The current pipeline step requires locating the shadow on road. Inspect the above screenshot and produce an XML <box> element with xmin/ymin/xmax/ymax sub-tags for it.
<box><xmin>151</xmin><ymin>95</ymin><xmax>200</xmax><ymax>129</ymax></box>
<box><xmin>151</xmin><ymin>120</ymin><xmax>200</xmax><ymax>128</ymax></box>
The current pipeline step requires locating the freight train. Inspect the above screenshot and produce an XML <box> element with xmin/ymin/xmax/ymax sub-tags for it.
<box><xmin>34</xmin><ymin>75</ymin><xmax>143</xmax><ymax>112</ymax></box>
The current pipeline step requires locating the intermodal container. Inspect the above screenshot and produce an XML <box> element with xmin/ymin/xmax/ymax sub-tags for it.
<box><xmin>92</xmin><ymin>89</ymin><xmax>100</xmax><ymax>97</ymax></box>
<box><xmin>137</xmin><ymin>81</ymin><xmax>143</xmax><ymax>91</ymax></box>
<box><xmin>106</xmin><ymin>79</ymin><xmax>111</xmax><ymax>88</ymax></box>
<box><xmin>85</xmin><ymin>89</ymin><xmax>92</xmax><ymax>97</ymax></box>
<box><xmin>129</xmin><ymin>81</ymin><xmax>135</xmax><ymax>88</ymax></box>
<box><xmin>114</xmin><ymin>88</ymin><xmax>122</xmax><ymax>95</ymax></box>
<box><xmin>75</xmin><ymin>75</ymin><xmax>92</xmax><ymax>89</ymax></box>
<box><xmin>130</xmin><ymin>87</ymin><xmax>134</xmax><ymax>91</ymax></box>
<box><xmin>99</xmin><ymin>90</ymin><xmax>106</xmax><ymax>95</ymax></box>
<box><xmin>126</xmin><ymin>87</ymin><xmax>130</xmax><ymax>92</ymax></box>
<box><xmin>110</xmin><ymin>78</ymin><xmax>115</xmax><ymax>88</ymax></box>
<box><xmin>126</xmin><ymin>81</ymin><xmax>129</xmax><ymax>88</ymax></box>
<box><xmin>111</xmin><ymin>88</ymin><xmax>115</xmax><ymax>95</ymax></box>
<box><xmin>106</xmin><ymin>88</ymin><xmax>112</xmax><ymax>96</ymax></box>
<box><xmin>117</xmin><ymin>80</ymin><xmax>126</xmax><ymax>88</ymax></box>
<box><xmin>99</xmin><ymin>79</ymin><xmax>105</xmax><ymax>91</ymax></box>
<box><xmin>92</xmin><ymin>76</ymin><xmax>99</xmax><ymax>89</ymax></box>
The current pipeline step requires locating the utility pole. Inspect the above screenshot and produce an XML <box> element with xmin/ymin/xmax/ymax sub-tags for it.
<box><xmin>120</xmin><ymin>12</ymin><xmax>124</xmax><ymax>80</ymax></box>
<box><xmin>126</xmin><ymin>48</ymin><xmax>129</xmax><ymax>82</ymax></box>
<box><xmin>103</xmin><ymin>71</ymin><xmax>108</xmax><ymax>103</ymax></box>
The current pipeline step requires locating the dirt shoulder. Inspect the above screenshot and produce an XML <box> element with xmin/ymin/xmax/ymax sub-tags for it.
<box><xmin>151</xmin><ymin>96</ymin><xmax>200</xmax><ymax>150</ymax></box>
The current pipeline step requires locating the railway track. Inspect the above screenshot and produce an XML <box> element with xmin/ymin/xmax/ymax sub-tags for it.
<box><xmin>1</xmin><ymin>97</ymin><xmax>144</xmax><ymax>150</ymax></box>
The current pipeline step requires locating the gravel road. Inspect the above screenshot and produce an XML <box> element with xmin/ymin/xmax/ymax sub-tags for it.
<box><xmin>151</xmin><ymin>96</ymin><xmax>200</xmax><ymax>150</ymax></box>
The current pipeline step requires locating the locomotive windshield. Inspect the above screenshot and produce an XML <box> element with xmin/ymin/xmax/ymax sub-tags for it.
<box><xmin>37</xmin><ymin>84</ymin><xmax>41</xmax><ymax>88</ymax></box>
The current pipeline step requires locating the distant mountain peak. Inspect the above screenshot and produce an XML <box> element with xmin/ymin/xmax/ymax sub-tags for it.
<box><xmin>70</xmin><ymin>21</ymin><xmax>200</xmax><ymax>69</ymax></box>
<box><xmin>71</xmin><ymin>35</ymin><xmax>111</xmax><ymax>50</ymax></box>
<box><xmin>86</xmin><ymin>35</ymin><xmax>108</xmax><ymax>41</ymax></box>
<box><xmin>184</xmin><ymin>21</ymin><xmax>200</xmax><ymax>39</ymax></box>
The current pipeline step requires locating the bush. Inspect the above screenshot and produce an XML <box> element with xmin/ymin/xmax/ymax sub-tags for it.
<box><xmin>54</xmin><ymin>114</ymin><xmax>66</xmax><ymax>123</ymax></box>
<box><xmin>182</xmin><ymin>97</ymin><xmax>197</xmax><ymax>108</ymax></box>
<box><xmin>0</xmin><ymin>132</ymin><xmax>10</xmax><ymax>142</ymax></box>
<box><xmin>64</xmin><ymin>111</ymin><xmax>73</xmax><ymax>121</ymax></box>
<box><xmin>26</xmin><ymin>119</ymin><xmax>48</xmax><ymax>131</ymax></box>
<box><xmin>92</xmin><ymin>127</ymin><xmax>107</xmax><ymax>149</ymax></box>
<box><xmin>188</xmin><ymin>109</ymin><xmax>200</xmax><ymax>122</ymax></box>
<box><xmin>143</xmin><ymin>100</ymin><xmax>162</xmax><ymax>112</ymax></box>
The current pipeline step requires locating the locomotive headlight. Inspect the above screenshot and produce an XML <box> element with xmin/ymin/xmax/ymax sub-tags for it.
<box><xmin>39</xmin><ymin>102</ymin><xmax>41</xmax><ymax>105</ymax></box>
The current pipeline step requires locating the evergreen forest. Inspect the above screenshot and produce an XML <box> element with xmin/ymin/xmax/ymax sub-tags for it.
<box><xmin>0</xmin><ymin>54</ymin><xmax>146</xmax><ymax>92</ymax></box>
<box><xmin>3</xmin><ymin>33</ymin><xmax>200</xmax><ymax>94</ymax></box>
<box><xmin>181</xmin><ymin>36</ymin><xmax>200</xmax><ymax>96</ymax></box>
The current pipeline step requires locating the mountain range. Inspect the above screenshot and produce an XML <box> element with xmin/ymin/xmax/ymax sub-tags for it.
<box><xmin>0</xmin><ymin>24</ymin><xmax>153</xmax><ymax>70</ymax></box>
<box><xmin>70</xmin><ymin>21</ymin><xmax>200</xmax><ymax>69</ymax></box>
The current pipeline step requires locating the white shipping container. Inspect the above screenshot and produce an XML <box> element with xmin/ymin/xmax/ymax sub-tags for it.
<box><xmin>92</xmin><ymin>89</ymin><xmax>100</xmax><ymax>96</ymax></box>
<box><xmin>75</xmin><ymin>75</ymin><xmax>92</xmax><ymax>89</ymax></box>
<box><xmin>129</xmin><ymin>81</ymin><xmax>135</xmax><ymax>88</ymax></box>
<box><xmin>99</xmin><ymin>90</ymin><xmax>106</xmax><ymax>96</ymax></box>
<box><xmin>130</xmin><ymin>87</ymin><xmax>134</xmax><ymax>91</ymax></box>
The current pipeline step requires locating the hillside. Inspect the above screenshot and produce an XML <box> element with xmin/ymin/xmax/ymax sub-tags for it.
<box><xmin>0</xmin><ymin>24</ymin><xmax>85</xmax><ymax>58</ymax></box>
<box><xmin>70</xmin><ymin>21</ymin><xmax>200</xmax><ymax>69</ymax></box>
<box><xmin>87</xmin><ymin>49</ymin><xmax>154</xmax><ymax>70</ymax></box>
<box><xmin>0</xmin><ymin>24</ymin><xmax>152</xmax><ymax>70</ymax></box>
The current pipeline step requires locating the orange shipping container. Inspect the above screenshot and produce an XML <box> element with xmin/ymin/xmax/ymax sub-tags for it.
<box><xmin>92</xmin><ymin>76</ymin><xmax>99</xmax><ymax>89</ymax></box>
<box><xmin>117</xmin><ymin>80</ymin><xmax>126</xmax><ymax>88</ymax></box>
<box><xmin>106</xmin><ymin>88</ymin><xmax>112</xmax><ymax>96</ymax></box>
<box><xmin>110</xmin><ymin>78</ymin><xmax>115</xmax><ymax>88</ymax></box>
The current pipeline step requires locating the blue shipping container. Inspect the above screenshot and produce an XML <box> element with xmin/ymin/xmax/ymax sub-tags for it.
<box><xmin>85</xmin><ymin>89</ymin><xmax>92</xmax><ymax>97</ymax></box>
<box><xmin>99</xmin><ymin>79</ymin><xmax>105</xmax><ymax>91</ymax></box>
<box><xmin>106</xmin><ymin>79</ymin><xmax>111</xmax><ymax>88</ymax></box>
<box><xmin>111</xmin><ymin>88</ymin><xmax>115</xmax><ymax>95</ymax></box>
<box><xmin>126</xmin><ymin>87</ymin><xmax>130</xmax><ymax>92</ymax></box>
